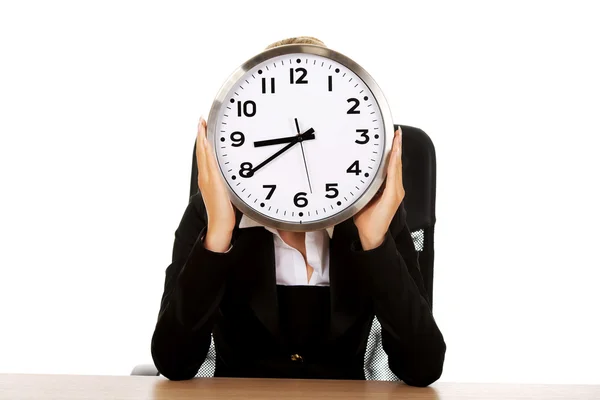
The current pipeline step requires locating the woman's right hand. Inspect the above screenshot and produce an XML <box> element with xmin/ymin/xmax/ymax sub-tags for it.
<box><xmin>196</xmin><ymin>117</ymin><xmax>236</xmax><ymax>252</ymax></box>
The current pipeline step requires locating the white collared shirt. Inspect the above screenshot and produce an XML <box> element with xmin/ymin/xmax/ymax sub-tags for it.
<box><xmin>239</xmin><ymin>215</ymin><xmax>332</xmax><ymax>286</ymax></box>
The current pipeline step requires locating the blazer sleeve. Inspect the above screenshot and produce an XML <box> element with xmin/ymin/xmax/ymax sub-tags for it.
<box><xmin>350</xmin><ymin>202</ymin><xmax>446</xmax><ymax>387</ymax></box>
<box><xmin>151</xmin><ymin>192</ymin><xmax>237</xmax><ymax>380</ymax></box>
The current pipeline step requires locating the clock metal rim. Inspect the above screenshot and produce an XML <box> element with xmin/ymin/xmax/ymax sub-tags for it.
<box><xmin>207</xmin><ymin>44</ymin><xmax>394</xmax><ymax>232</ymax></box>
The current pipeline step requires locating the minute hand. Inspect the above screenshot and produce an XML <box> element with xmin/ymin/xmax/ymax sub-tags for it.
<box><xmin>250</xmin><ymin>128</ymin><xmax>315</xmax><ymax>175</ymax></box>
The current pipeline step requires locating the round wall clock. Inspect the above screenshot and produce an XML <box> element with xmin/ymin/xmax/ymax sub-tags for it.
<box><xmin>207</xmin><ymin>44</ymin><xmax>394</xmax><ymax>231</ymax></box>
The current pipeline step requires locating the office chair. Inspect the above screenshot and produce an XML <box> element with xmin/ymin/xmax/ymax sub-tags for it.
<box><xmin>132</xmin><ymin>124</ymin><xmax>437</xmax><ymax>380</ymax></box>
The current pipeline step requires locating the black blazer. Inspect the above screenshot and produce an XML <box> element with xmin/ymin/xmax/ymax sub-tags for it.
<box><xmin>151</xmin><ymin>192</ymin><xmax>446</xmax><ymax>386</ymax></box>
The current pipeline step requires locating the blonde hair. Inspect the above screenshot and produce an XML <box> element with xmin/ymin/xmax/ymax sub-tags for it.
<box><xmin>265</xmin><ymin>36</ymin><xmax>326</xmax><ymax>50</ymax></box>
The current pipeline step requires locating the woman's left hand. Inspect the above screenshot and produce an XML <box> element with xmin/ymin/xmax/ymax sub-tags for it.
<box><xmin>353</xmin><ymin>128</ymin><xmax>405</xmax><ymax>250</ymax></box>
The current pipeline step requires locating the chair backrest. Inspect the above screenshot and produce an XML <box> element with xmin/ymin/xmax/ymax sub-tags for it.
<box><xmin>395</xmin><ymin>124</ymin><xmax>437</xmax><ymax>305</ymax></box>
<box><xmin>362</xmin><ymin>124</ymin><xmax>437</xmax><ymax>380</ymax></box>
<box><xmin>189</xmin><ymin>124</ymin><xmax>437</xmax><ymax>380</ymax></box>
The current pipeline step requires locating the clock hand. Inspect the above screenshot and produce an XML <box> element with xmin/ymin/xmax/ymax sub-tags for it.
<box><xmin>253</xmin><ymin>127</ymin><xmax>315</xmax><ymax>147</ymax></box>
<box><xmin>254</xmin><ymin>135</ymin><xmax>298</xmax><ymax>147</ymax></box>
<box><xmin>295</xmin><ymin>118</ymin><xmax>313</xmax><ymax>194</ymax></box>
<box><xmin>250</xmin><ymin>128</ymin><xmax>315</xmax><ymax>175</ymax></box>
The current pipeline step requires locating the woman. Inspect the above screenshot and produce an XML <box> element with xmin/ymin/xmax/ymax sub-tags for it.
<box><xmin>151</xmin><ymin>37</ymin><xmax>446</xmax><ymax>387</ymax></box>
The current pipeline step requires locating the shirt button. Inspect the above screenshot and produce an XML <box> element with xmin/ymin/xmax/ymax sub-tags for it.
<box><xmin>290</xmin><ymin>353</ymin><xmax>303</xmax><ymax>362</ymax></box>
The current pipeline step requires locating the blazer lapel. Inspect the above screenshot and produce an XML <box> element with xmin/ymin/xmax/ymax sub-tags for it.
<box><xmin>328</xmin><ymin>218</ymin><xmax>368</xmax><ymax>340</ymax></box>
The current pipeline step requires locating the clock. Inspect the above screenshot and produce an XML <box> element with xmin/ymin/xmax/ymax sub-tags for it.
<box><xmin>206</xmin><ymin>44</ymin><xmax>394</xmax><ymax>232</ymax></box>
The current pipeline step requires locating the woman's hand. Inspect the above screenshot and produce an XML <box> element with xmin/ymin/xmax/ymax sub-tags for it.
<box><xmin>353</xmin><ymin>128</ymin><xmax>405</xmax><ymax>250</ymax></box>
<box><xmin>196</xmin><ymin>117</ymin><xmax>236</xmax><ymax>252</ymax></box>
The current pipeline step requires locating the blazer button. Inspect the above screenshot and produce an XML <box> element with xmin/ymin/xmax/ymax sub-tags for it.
<box><xmin>290</xmin><ymin>353</ymin><xmax>303</xmax><ymax>362</ymax></box>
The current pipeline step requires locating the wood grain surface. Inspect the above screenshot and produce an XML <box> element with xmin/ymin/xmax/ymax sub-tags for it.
<box><xmin>1</xmin><ymin>374</ymin><xmax>599</xmax><ymax>400</ymax></box>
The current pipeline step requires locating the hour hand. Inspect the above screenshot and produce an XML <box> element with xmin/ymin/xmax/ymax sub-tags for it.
<box><xmin>254</xmin><ymin>128</ymin><xmax>315</xmax><ymax>147</ymax></box>
<box><xmin>254</xmin><ymin>135</ymin><xmax>298</xmax><ymax>147</ymax></box>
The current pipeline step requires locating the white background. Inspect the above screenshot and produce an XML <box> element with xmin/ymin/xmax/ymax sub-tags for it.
<box><xmin>1</xmin><ymin>0</ymin><xmax>599</xmax><ymax>384</ymax></box>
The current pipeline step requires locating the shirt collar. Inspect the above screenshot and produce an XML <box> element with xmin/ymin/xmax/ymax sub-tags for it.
<box><xmin>239</xmin><ymin>214</ymin><xmax>334</xmax><ymax>239</ymax></box>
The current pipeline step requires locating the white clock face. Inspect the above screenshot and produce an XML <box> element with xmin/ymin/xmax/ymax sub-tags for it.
<box><xmin>210</xmin><ymin>51</ymin><xmax>388</xmax><ymax>229</ymax></box>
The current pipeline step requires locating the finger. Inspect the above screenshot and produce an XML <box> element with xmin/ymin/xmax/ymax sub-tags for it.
<box><xmin>203</xmin><ymin>119</ymin><xmax>222</xmax><ymax>178</ymax></box>
<box><xmin>196</xmin><ymin>117</ymin><xmax>209</xmax><ymax>184</ymax></box>
<box><xmin>397</xmin><ymin>126</ymin><xmax>403</xmax><ymax>159</ymax></box>
<box><xmin>385</xmin><ymin>130</ymin><xmax>400</xmax><ymax>185</ymax></box>
<box><xmin>382</xmin><ymin>130</ymin><xmax>401</xmax><ymax>204</ymax></box>
<box><xmin>396</xmin><ymin>128</ymin><xmax>404</xmax><ymax>189</ymax></box>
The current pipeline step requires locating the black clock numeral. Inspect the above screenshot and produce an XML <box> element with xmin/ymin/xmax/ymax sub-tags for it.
<box><xmin>290</xmin><ymin>67</ymin><xmax>308</xmax><ymax>84</ymax></box>
<box><xmin>346</xmin><ymin>160</ymin><xmax>362</xmax><ymax>175</ymax></box>
<box><xmin>263</xmin><ymin>184</ymin><xmax>276</xmax><ymax>199</ymax></box>
<box><xmin>230</xmin><ymin>131</ymin><xmax>245</xmax><ymax>147</ymax></box>
<box><xmin>261</xmin><ymin>77</ymin><xmax>275</xmax><ymax>94</ymax></box>
<box><xmin>328</xmin><ymin>75</ymin><xmax>333</xmax><ymax>91</ymax></box>
<box><xmin>237</xmin><ymin>100</ymin><xmax>256</xmax><ymax>117</ymax></box>
<box><xmin>239</xmin><ymin>162</ymin><xmax>254</xmax><ymax>178</ymax></box>
<box><xmin>347</xmin><ymin>98</ymin><xmax>360</xmax><ymax>114</ymax></box>
<box><xmin>325</xmin><ymin>183</ymin><xmax>339</xmax><ymax>198</ymax></box>
<box><xmin>355</xmin><ymin>129</ymin><xmax>369</xmax><ymax>144</ymax></box>
<box><xmin>294</xmin><ymin>192</ymin><xmax>308</xmax><ymax>207</ymax></box>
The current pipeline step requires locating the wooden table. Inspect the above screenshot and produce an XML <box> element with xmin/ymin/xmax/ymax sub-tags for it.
<box><xmin>1</xmin><ymin>374</ymin><xmax>599</xmax><ymax>399</ymax></box>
